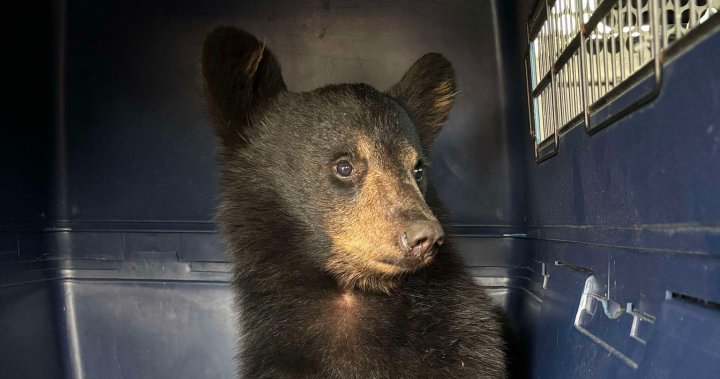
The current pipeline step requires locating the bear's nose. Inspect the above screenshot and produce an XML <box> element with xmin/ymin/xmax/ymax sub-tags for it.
<box><xmin>401</xmin><ymin>220</ymin><xmax>445</xmax><ymax>259</ymax></box>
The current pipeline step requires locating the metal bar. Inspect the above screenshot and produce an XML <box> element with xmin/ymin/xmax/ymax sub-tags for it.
<box><xmin>690</xmin><ymin>0</ymin><xmax>698</xmax><ymax>27</ymax></box>
<box><xmin>566</xmin><ymin>63</ymin><xmax>572</xmax><ymax>123</ymax></box>
<box><xmin>541</xmin><ymin>93</ymin><xmax>546</xmax><ymax>141</ymax></box>
<box><xmin>587</xmin><ymin>28</ymin><xmax>593</xmax><ymax>104</ymax></box>
<box><xmin>661</xmin><ymin>0</ymin><xmax>667</xmax><ymax>48</ymax></box>
<box><xmin>544</xmin><ymin>89</ymin><xmax>548</xmax><ymax>141</ymax></box>
<box><xmin>538</xmin><ymin>92</ymin><xmax>542</xmax><ymax>141</ymax></box>
<box><xmin>586</xmin><ymin>34</ymin><xmax>593</xmax><ymax>105</ymax></box>
<box><xmin>546</xmin><ymin>92</ymin><xmax>551</xmax><ymax>140</ymax></box>
<box><xmin>567</xmin><ymin>55</ymin><xmax>573</xmax><ymax>121</ymax></box>
<box><xmin>563</xmin><ymin>67</ymin><xmax>569</xmax><ymax>126</ymax></box>
<box><xmin>603</xmin><ymin>14</ymin><xmax>611</xmax><ymax>93</ymax></box>
<box><xmin>579</xmin><ymin>51</ymin><xmax>585</xmax><ymax>118</ymax></box>
<box><xmin>548</xmin><ymin>22</ymin><xmax>553</xmax><ymax>71</ymax></box>
<box><xmin>540</xmin><ymin>28</ymin><xmax>545</xmax><ymax>83</ymax></box>
<box><xmin>556</xmin><ymin>67</ymin><xmax>562</xmax><ymax>129</ymax></box>
<box><xmin>545</xmin><ymin>24</ymin><xmax>550</xmax><ymax>78</ymax></box>
<box><xmin>629</xmin><ymin>0</ymin><xmax>636</xmax><ymax>72</ymax></box>
<box><xmin>548</xmin><ymin>91</ymin><xmax>553</xmax><ymax>140</ymax></box>
<box><xmin>558</xmin><ymin>1</ymin><xmax>565</xmax><ymax>55</ymax></box>
<box><xmin>574</xmin><ymin>54</ymin><xmax>581</xmax><ymax>118</ymax></box>
<box><xmin>525</xmin><ymin>54</ymin><xmax>535</xmax><ymax>139</ymax></box>
<box><xmin>651</xmin><ymin>0</ymin><xmax>663</xmax><ymax>87</ymax></box>
<box><xmin>558</xmin><ymin>68</ymin><xmax>563</xmax><ymax>128</ymax></box>
<box><xmin>556</xmin><ymin>0</ymin><xmax>570</xmax><ymax>49</ymax></box>
<box><xmin>573</xmin><ymin>54</ymin><xmax>578</xmax><ymax>118</ymax></box>
<box><xmin>578</xmin><ymin>3</ymin><xmax>591</xmax><ymax>131</ymax></box>
<box><xmin>637</xmin><ymin>0</ymin><xmax>644</xmax><ymax>66</ymax></box>
<box><xmin>537</xmin><ymin>27</ymin><xmax>546</xmax><ymax>82</ymax></box>
<box><xmin>553</xmin><ymin>3</ymin><xmax>560</xmax><ymax>61</ymax></box>
<box><xmin>619</xmin><ymin>0</ymin><xmax>626</xmax><ymax>81</ymax></box>
<box><xmin>570</xmin><ymin>54</ymin><xmax>575</xmax><ymax>118</ymax></box>
<box><xmin>539</xmin><ymin>37</ymin><xmax>544</xmax><ymax>79</ymax></box>
<box><xmin>594</xmin><ymin>27</ymin><xmax>602</xmax><ymax>100</ymax></box>
<box><xmin>610</xmin><ymin>10</ymin><xmax>618</xmax><ymax>88</ymax></box>
<box><xmin>539</xmin><ymin>93</ymin><xmax>544</xmax><ymax>141</ymax></box>
<box><xmin>675</xmin><ymin>0</ymin><xmax>681</xmax><ymax>39</ymax></box>
<box><xmin>549</xmin><ymin>0</ymin><xmax>558</xmax><ymax>135</ymax></box>
<box><xmin>539</xmin><ymin>29</ymin><xmax>544</xmax><ymax>81</ymax></box>
<box><xmin>539</xmin><ymin>31</ymin><xmax>544</xmax><ymax>83</ymax></box>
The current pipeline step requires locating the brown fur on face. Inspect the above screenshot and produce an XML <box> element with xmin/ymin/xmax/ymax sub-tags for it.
<box><xmin>323</xmin><ymin>136</ymin><xmax>438</xmax><ymax>294</ymax></box>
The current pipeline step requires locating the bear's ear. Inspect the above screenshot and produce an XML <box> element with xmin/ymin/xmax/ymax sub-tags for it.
<box><xmin>387</xmin><ymin>53</ymin><xmax>456</xmax><ymax>149</ymax></box>
<box><xmin>201</xmin><ymin>26</ymin><xmax>286</xmax><ymax>145</ymax></box>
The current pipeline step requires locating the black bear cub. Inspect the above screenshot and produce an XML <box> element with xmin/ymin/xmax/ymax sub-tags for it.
<box><xmin>202</xmin><ymin>26</ymin><xmax>507</xmax><ymax>378</ymax></box>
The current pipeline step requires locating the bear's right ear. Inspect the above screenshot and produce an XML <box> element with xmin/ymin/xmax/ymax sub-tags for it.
<box><xmin>387</xmin><ymin>53</ymin><xmax>456</xmax><ymax>150</ymax></box>
<box><xmin>201</xmin><ymin>26</ymin><xmax>286</xmax><ymax>145</ymax></box>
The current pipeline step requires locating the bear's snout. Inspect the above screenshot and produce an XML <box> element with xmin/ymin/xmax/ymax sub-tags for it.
<box><xmin>400</xmin><ymin>219</ymin><xmax>445</xmax><ymax>261</ymax></box>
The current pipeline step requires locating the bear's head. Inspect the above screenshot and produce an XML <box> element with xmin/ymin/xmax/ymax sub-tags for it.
<box><xmin>202</xmin><ymin>27</ymin><xmax>456</xmax><ymax>293</ymax></box>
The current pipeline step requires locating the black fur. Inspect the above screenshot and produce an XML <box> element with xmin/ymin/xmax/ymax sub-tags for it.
<box><xmin>202</xmin><ymin>26</ymin><xmax>507</xmax><ymax>378</ymax></box>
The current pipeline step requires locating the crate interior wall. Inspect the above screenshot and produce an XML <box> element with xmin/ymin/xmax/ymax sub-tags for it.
<box><xmin>1</xmin><ymin>1</ymin><xmax>718</xmax><ymax>378</ymax></box>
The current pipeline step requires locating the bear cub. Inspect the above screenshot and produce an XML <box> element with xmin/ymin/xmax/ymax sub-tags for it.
<box><xmin>201</xmin><ymin>26</ymin><xmax>507</xmax><ymax>378</ymax></box>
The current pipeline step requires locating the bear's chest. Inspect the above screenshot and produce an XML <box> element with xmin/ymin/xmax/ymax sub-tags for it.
<box><xmin>308</xmin><ymin>292</ymin><xmax>453</xmax><ymax>372</ymax></box>
<box><xmin>316</xmin><ymin>292</ymin><xmax>389</xmax><ymax>337</ymax></box>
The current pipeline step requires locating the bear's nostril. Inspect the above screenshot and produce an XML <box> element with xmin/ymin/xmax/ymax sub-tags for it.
<box><xmin>413</xmin><ymin>239</ymin><xmax>429</xmax><ymax>257</ymax></box>
<box><xmin>402</xmin><ymin>220</ymin><xmax>444</xmax><ymax>259</ymax></box>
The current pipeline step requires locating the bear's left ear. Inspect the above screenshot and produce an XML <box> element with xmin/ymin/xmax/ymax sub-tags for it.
<box><xmin>388</xmin><ymin>53</ymin><xmax>456</xmax><ymax>149</ymax></box>
<box><xmin>201</xmin><ymin>26</ymin><xmax>286</xmax><ymax>146</ymax></box>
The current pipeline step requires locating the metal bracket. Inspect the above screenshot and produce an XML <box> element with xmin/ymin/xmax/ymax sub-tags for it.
<box><xmin>573</xmin><ymin>275</ymin><xmax>655</xmax><ymax>369</ymax></box>
<box><xmin>626</xmin><ymin>302</ymin><xmax>656</xmax><ymax>345</ymax></box>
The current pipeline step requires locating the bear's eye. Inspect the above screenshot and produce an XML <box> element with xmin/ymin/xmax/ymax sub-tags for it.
<box><xmin>335</xmin><ymin>160</ymin><xmax>354</xmax><ymax>177</ymax></box>
<box><xmin>413</xmin><ymin>162</ymin><xmax>424</xmax><ymax>182</ymax></box>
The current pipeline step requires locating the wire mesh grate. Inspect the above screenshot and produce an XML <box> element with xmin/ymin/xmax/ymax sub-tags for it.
<box><xmin>526</xmin><ymin>0</ymin><xmax>720</xmax><ymax>155</ymax></box>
